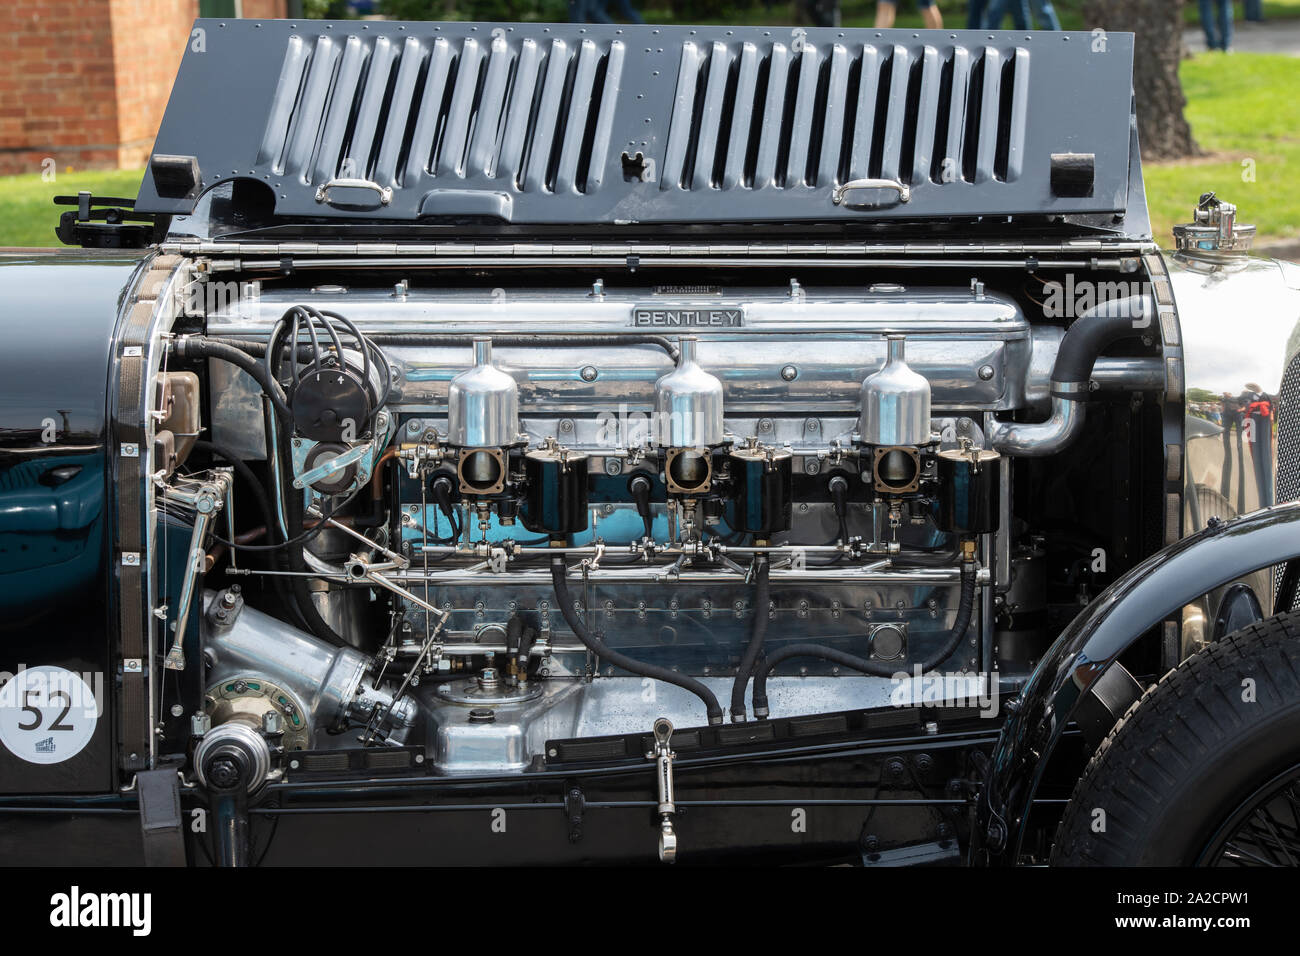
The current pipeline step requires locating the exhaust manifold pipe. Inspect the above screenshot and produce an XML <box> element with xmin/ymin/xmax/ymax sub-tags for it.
<box><xmin>990</xmin><ymin>294</ymin><xmax>1156</xmax><ymax>457</ymax></box>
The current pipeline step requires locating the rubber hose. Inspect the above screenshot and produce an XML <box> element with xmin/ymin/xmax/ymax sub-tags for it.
<box><xmin>551</xmin><ymin>557</ymin><xmax>723</xmax><ymax>724</ymax></box>
<box><xmin>1050</xmin><ymin>294</ymin><xmax>1156</xmax><ymax>389</ymax></box>
<box><xmin>729</xmin><ymin>557</ymin><xmax>770</xmax><ymax>721</ymax></box>
<box><xmin>174</xmin><ymin>338</ymin><xmax>292</xmax><ymax>426</ymax></box>
<box><xmin>751</xmin><ymin>564</ymin><xmax>976</xmax><ymax>718</ymax></box>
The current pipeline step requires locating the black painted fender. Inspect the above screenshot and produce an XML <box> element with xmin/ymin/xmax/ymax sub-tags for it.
<box><xmin>974</xmin><ymin>501</ymin><xmax>1300</xmax><ymax>864</ymax></box>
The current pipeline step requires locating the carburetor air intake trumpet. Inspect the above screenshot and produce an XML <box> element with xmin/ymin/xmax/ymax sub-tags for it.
<box><xmin>655</xmin><ymin>336</ymin><xmax>726</xmax><ymax>497</ymax></box>
<box><xmin>858</xmin><ymin>334</ymin><xmax>933</xmax><ymax>495</ymax></box>
<box><xmin>447</xmin><ymin>337</ymin><xmax>522</xmax><ymax>509</ymax></box>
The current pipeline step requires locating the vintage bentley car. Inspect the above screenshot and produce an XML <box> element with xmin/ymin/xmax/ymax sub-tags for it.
<box><xmin>2</xmin><ymin>18</ymin><xmax>1300</xmax><ymax>867</ymax></box>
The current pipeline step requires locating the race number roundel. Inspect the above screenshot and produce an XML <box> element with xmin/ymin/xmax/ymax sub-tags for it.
<box><xmin>0</xmin><ymin>665</ymin><xmax>99</xmax><ymax>764</ymax></box>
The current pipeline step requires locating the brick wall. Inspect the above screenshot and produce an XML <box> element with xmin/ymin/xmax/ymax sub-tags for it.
<box><xmin>0</xmin><ymin>1</ymin><xmax>288</xmax><ymax>176</ymax></box>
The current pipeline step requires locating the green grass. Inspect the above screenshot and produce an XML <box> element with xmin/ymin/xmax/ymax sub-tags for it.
<box><xmin>1145</xmin><ymin>52</ymin><xmax>1300</xmax><ymax>244</ymax></box>
<box><xmin>0</xmin><ymin>167</ymin><xmax>145</xmax><ymax>248</ymax></box>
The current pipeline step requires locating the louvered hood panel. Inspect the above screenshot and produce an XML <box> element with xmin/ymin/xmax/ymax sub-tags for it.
<box><xmin>138</xmin><ymin>19</ymin><xmax>1140</xmax><ymax>233</ymax></box>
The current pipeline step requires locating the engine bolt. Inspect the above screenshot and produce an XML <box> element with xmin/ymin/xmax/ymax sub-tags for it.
<box><xmin>580</xmin><ymin>366</ymin><xmax>598</xmax><ymax>382</ymax></box>
<box><xmin>559</xmin><ymin>419</ymin><xmax>574</xmax><ymax>434</ymax></box>
<box><xmin>978</xmin><ymin>365</ymin><xmax>995</xmax><ymax>381</ymax></box>
<box><xmin>780</xmin><ymin>365</ymin><xmax>798</xmax><ymax>381</ymax></box>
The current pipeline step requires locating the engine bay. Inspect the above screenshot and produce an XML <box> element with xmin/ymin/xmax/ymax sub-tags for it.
<box><xmin>142</xmin><ymin>262</ymin><xmax>1167</xmax><ymax>792</ymax></box>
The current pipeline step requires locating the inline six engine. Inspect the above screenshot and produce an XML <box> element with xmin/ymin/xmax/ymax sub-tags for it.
<box><xmin>154</xmin><ymin>273</ymin><xmax>1155</xmax><ymax>792</ymax></box>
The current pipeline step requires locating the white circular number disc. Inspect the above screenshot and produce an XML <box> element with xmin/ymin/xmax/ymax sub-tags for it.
<box><xmin>0</xmin><ymin>665</ymin><xmax>99</xmax><ymax>764</ymax></box>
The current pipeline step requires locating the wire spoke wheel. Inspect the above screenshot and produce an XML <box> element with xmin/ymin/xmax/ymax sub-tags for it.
<box><xmin>1052</xmin><ymin>610</ymin><xmax>1300</xmax><ymax>866</ymax></box>
<box><xmin>1198</xmin><ymin>764</ymin><xmax>1300</xmax><ymax>867</ymax></box>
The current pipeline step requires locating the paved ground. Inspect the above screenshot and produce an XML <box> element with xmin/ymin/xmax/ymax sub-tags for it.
<box><xmin>1184</xmin><ymin>19</ymin><xmax>1300</xmax><ymax>55</ymax></box>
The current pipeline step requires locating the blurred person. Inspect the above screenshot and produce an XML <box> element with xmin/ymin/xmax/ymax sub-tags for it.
<box><xmin>803</xmin><ymin>0</ymin><xmax>842</xmax><ymax>26</ymax></box>
<box><xmin>570</xmin><ymin>0</ymin><xmax>643</xmax><ymax>23</ymax></box>
<box><xmin>1244</xmin><ymin>382</ymin><xmax>1275</xmax><ymax>507</ymax></box>
<box><xmin>568</xmin><ymin>0</ymin><xmax>610</xmax><ymax>22</ymax></box>
<box><xmin>967</xmin><ymin>0</ymin><xmax>988</xmax><ymax>27</ymax></box>
<box><xmin>1221</xmin><ymin>391</ymin><xmax>1244</xmax><ymax>509</ymax></box>
<box><xmin>1199</xmin><ymin>0</ymin><xmax>1234</xmax><ymax>50</ymax></box>
<box><xmin>875</xmin><ymin>0</ymin><xmax>943</xmax><ymax>28</ymax></box>
<box><xmin>984</xmin><ymin>0</ymin><xmax>1062</xmax><ymax>29</ymax></box>
<box><xmin>605</xmin><ymin>0</ymin><xmax>644</xmax><ymax>23</ymax></box>
<box><xmin>1245</xmin><ymin>0</ymin><xmax>1264</xmax><ymax>21</ymax></box>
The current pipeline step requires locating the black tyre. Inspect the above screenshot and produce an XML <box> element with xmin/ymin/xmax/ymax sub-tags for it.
<box><xmin>1052</xmin><ymin>610</ymin><xmax>1300</xmax><ymax>866</ymax></box>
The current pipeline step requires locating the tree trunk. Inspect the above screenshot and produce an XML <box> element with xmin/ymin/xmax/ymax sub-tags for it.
<box><xmin>1083</xmin><ymin>0</ymin><xmax>1201</xmax><ymax>160</ymax></box>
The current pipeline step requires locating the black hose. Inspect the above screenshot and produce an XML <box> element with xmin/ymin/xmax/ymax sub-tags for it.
<box><xmin>629</xmin><ymin>474</ymin><xmax>654</xmax><ymax>540</ymax></box>
<box><xmin>550</xmin><ymin>557</ymin><xmax>723</xmax><ymax>724</ymax></box>
<box><xmin>828</xmin><ymin>475</ymin><xmax>850</xmax><ymax>544</ymax></box>
<box><xmin>203</xmin><ymin>337</ymin><xmax>317</xmax><ymax>363</ymax></box>
<box><xmin>517</xmin><ymin>627</ymin><xmax>538</xmax><ymax>677</ymax></box>
<box><xmin>729</xmin><ymin>557</ymin><xmax>770</xmax><ymax>721</ymax></box>
<box><xmin>1050</xmin><ymin>294</ymin><xmax>1155</xmax><ymax>391</ymax></box>
<box><xmin>172</xmin><ymin>337</ymin><xmax>292</xmax><ymax>426</ymax></box>
<box><xmin>505</xmin><ymin>615</ymin><xmax>538</xmax><ymax>676</ymax></box>
<box><xmin>506</xmin><ymin>614</ymin><xmax>524</xmax><ymax>660</ymax></box>
<box><xmin>751</xmin><ymin>564</ymin><xmax>977</xmax><ymax>719</ymax></box>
